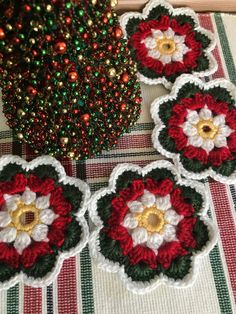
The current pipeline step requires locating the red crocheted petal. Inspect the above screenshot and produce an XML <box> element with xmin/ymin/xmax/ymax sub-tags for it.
<box><xmin>39</xmin><ymin>178</ymin><xmax>55</xmax><ymax>196</ymax></box>
<box><xmin>28</xmin><ymin>174</ymin><xmax>42</xmax><ymax>193</ymax></box>
<box><xmin>0</xmin><ymin>243</ymin><xmax>20</xmax><ymax>269</ymax></box>
<box><xmin>164</xmin><ymin>61</ymin><xmax>186</xmax><ymax>76</ymax></box>
<box><xmin>105</xmin><ymin>225</ymin><xmax>133</xmax><ymax>255</ymax></box>
<box><xmin>170</xmin><ymin>19</ymin><xmax>192</xmax><ymax>36</ymax></box>
<box><xmin>155</xmin><ymin>15</ymin><xmax>171</xmax><ymax>31</ymax></box>
<box><xmin>172</xmin><ymin>103</ymin><xmax>188</xmax><ymax>116</ymax></box>
<box><xmin>21</xmin><ymin>242</ymin><xmax>53</xmax><ymax>269</ymax></box>
<box><xmin>183</xmin><ymin>51</ymin><xmax>200</xmax><ymax>69</ymax></box>
<box><xmin>0</xmin><ymin>173</ymin><xmax>27</xmax><ymax>195</ymax></box>
<box><xmin>168</xmin><ymin>126</ymin><xmax>188</xmax><ymax>150</ymax></box>
<box><xmin>50</xmin><ymin>187</ymin><xmax>72</xmax><ymax>216</ymax></box>
<box><xmin>129</xmin><ymin>245</ymin><xmax>157</xmax><ymax>269</ymax></box>
<box><xmin>142</xmin><ymin>57</ymin><xmax>164</xmax><ymax>74</ymax></box>
<box><xmin>130</xmin><ymin>179</ymin><xmax>145</xmax><ymax>198</ymax></box>
<box><xmin>157</xmin><ymin>241</ymin><xmax>188</xmax><ymax>269</ymax></box>
<box><xmin>47</xmin><ymin>227</ymin><xmax>65</xmax><ymax>247</ymax></box>
<box><xmin>145</xmin><ymin>178</ymin><xmax>174</xmax><ymax>196</ymax></box>
<box><xmin>185</xmin><ymin>32</ymin><xmax>202</xmax><ymax>50</ymax></box>
<box><xmin>181</xmin><ymin>94</ymin><xmax>205</xmax><ymax>110</ymax></box>
<box><xmin>168</xmin><ymin>105</ymin><xmax>187</xmax><ymax>126</ymax></box>
<box><xmin>171</xmin><ymin>188</ymin><xmax>195</xmax><ymax>216</ymax></box>
<box><xmin>51</xmin><ymin>216</ymin><xmax>72</xmax><ymax>230</ymax></box>
<box><xmin>0</xmin><ymin>190</ymin><xmax>4</xmax><ymax>206</ymax></box>
<box><xmin>226</xmin><ymin>109</ymin><xmax>236</xmax><ymax>130</ymax></box>
<box><xmin>108</xmin><ymin>197</ymin><xmax>129</xmax><ymax>225</ymax></box>
<box><xmin>227</xmin><ymin>132</ymin><xmax>236</xmax><ymax>152</ymax></box>
<box><xmin>208</xmin><ymin>147</ymin><xmax>233</xmax><ymax>167</ymax></box>
<box><xmin>176</xmin><ymin>217</ymin><xmax>197</xmax><ymax>249</ymax></box>
<box><xmin>183</xmin><ymin>146</ymin><xmax>208</xmax><ymax>164</ymax></box>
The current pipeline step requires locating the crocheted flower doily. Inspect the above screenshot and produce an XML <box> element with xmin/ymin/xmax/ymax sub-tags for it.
<box><xmin>0</xmin><ymin>155</ymin><xmax>90</xmax><ymax>290</ymax></box>
<box><xmin>151</xmin><ymin>75</ymin><xmax>236</xmax><ymax>184</ymax></box>
<box><xmin>120</xmin><ymin>0</ymin><xmax>217</xmax><ymax>88</ymax></box>
<box><xmin>89</xmin><ymin>161</ymin><xmax>217</xmax><ymax>294</ymax></box>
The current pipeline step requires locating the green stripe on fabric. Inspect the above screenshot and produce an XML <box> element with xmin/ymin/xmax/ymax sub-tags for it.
<box><xmin>209</xmin><ymin>247</ymin><xmax>233</xmax><ymax>314</ymax></box>
<box><xmin>214</xmin><ymin>13</ymin><xmax>236</xmax><ymax>85</ymax></box>
<box><xmin>77</xmin><ymin>162</ymin><xmax>95</xmax><ymax>314</ymax></box>
<box><xmin>7</xmin><ymin>285</ymin><xmax>19</xmax><ymax>314</ymax></box>
<box><xmin>80</xmin><ymin>244</ymin><xmax>95</xmax><ymax>314</ymax></box>
<box><xmin>207</xmin><ymin>207</ymin><xmax>233</xmax><ymax>314</ymax></box>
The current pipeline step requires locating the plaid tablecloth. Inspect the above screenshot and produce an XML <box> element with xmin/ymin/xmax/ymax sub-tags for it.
<box><xmin>0</xmin><ymin>12</ymin><xmax>235</xmax><ymax>314</ymax></box>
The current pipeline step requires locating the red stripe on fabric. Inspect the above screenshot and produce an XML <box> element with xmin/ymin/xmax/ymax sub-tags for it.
<box><xmin>0</xmin><ymin>143</ymin><xmax>13</xmax><ymax>154</ymax></box>
<box><xmin>198</xmin><ymin>14</ymin><xmax>225</xmax><ymax>78</ymax></box>
<box><xmin>87</xmin><ymin>160</ymin><xmax>152</xmax><ymax>179</ymax></box>
<box><xmin>209</xmin><ymin>180</ymin><xmax>236</xmax><ymax>302</ymax></box>
<box><xmin>24</xmin><ymin>287</ymin><xmax>42</xmax><ymax>314</ymax></box>
<box><xmin>57</xmin><ymin>257</ymin><xmax>78</xmax><ymax>314</ymax></box>
<box><xmin>116</xmin><ymin>134</ymin><xmax>152</xmax><ymax>149</ymax></box>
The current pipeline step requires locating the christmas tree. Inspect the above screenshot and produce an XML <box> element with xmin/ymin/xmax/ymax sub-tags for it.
<box><xmin>0</xmin><ymin>0</ymin><xmax>142</xmax><ymax>159</ymax></box>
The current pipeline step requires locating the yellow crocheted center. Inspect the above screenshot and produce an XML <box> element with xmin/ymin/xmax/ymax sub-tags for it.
<box><xmin>196</xmin><ymin>119</ymin><xmax>219</xmax><ymax>140</ymax></box>
<box><xmin>8</xmin><ymin>202</ymin><xmax>40</xmax><ymax>235</ymax></box>
<box><xmin>156</xmin><ymin>38</ymin><xmax>176</xmax><ymax>55</ymax></box>
<box><xmin>135</xmin><ymin>205</ymin><xmax>166</xmax><ymax>234</ymax></box>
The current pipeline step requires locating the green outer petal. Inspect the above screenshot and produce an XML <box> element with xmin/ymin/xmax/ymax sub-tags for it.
<box><xmin>158</xmin><ymin>128</ymin><xmax>178</xmax><ymax>153</ymax></box>
<box><xmin>126</xmin><ymin>17</ymin><xmax>142</xmax><ymax>37</ymax></box>
<box><xmin>124</xmin><ymin>262</ymin><xmax>158</xmax><ymax>282</ymax></box>
<box><xmin>22</xmin><ymin>254</ymin><xmax>57</xmax><ymax>279</ymax></box>
<box><xmin>61</xmin><ymin>183</ymin><xmax>83</xmax><ymax>213</ymax></box>
<box><xmin>192</xmin><ymin>219</ymin><xmax>210</xmax><ymax>252</ymax></box>
<box><xmin>0</xmin><ymin>164</ymin><xmax>25</xmax><ymax>182</ymax></box>
<box><xmin>96</xmin><ymin>192</ymin><xmax>117</xmax><ymax>225</ymax></box>
<box><xmin>60</xmin><ymin>218</ymin><xmax>82</xmax><ymax>252</ymax></box>
<box><xmin>161</xmin><ymin>255</ymin><xmax>192</xmax><ymax>280</ymax></box>
<box><xmin>0</xmin><ymin>262</ymin><xmax>18</xmax><ymax>283</ymax></box>
<box><xmin>30</xmin><ymin>164</ymin><xmax>59</xmax><ymax>181</ymax></box>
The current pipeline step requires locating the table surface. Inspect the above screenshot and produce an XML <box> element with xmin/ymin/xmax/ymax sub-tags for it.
<box><xmin>0</xmin><ymin>11</ymin><xmax>236</xmax><ymax>314</ymax></box>
<box><xmin>117</xmin><ymin>0</ymin><xmax>236</xmax><ymax>12</ymax></box>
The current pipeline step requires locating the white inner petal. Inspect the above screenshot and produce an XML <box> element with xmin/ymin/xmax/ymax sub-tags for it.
<box><xmin>172</xmin><ymin>51</ymin><xmax>183</xmax><ymax>62</ymax></box>
<box><xmin>21</xmin><ymin>188</ymin><xmax>36</xmax><ymax>205</ymax></box>
<box><xmin>164</xmin><ymin>28</ymin><xmax>175</xmax><ymax>38</ymax></box>
<box><xmin>122</xmin><ymin>213</ymin><xmax>138</xmax><ymax>230</ymax></box>
<box><xmin>31</xmin><ymin>224</ymin><xmax>49</xmax><ymax>242</ymax></box>
<box><xmin>40</xmin><ymin>209</ymin><xmax>57</xmax><ymax>225</ymax></box>
<box><xmin>155</xmin><ymin>195</ymin><xmax>171</xmax><ymax>211</ymax></box>
<box><xmin>14</xmin><ymin>232</ymin><xmax>31</xmax><ymax>254</ymax></box>
<box><xmin>219</xmin><ymin>125</ymin><xmax>233</xmax><ymax>137</ymax></box>
<box><xmin>201</xmin><ymin>139</ymin><xmax>215</xmax><ymax>152</ymax></box>
<box><xmin>131</xmin><ymin>227</ymin><xmax>148</xmax><ymax>245</ymax></box>
<box><xmin>35</xmin><ymin>195</ymin><xmax>50</xmax><ymax>210</ymax></box>
<box><xmin>127</xmin><ymin>201</ymin><xmax>144</xmax><ymax>213</ymax></box>
<box><xmin>0</xmin><ymin>227</ymin><xmax>17</xmax><ymax>243</ymax></box>
<box><xmin>174</xmin><ymin>35</ymin><xmax>185</xmax><ymax>44</ymax></box>
<box><xmin>142</xmin><ymin>36</ymin><xmax>157</xmax><ymax>50</ymax></box>
<box><xmin>152</xmin><ymin>29</ymin><xmax>164</xmax><ymax>39</ymax></box>
<box><xmin>0</xmin><ymin>211</ymin><xmax>11</xmax><ymax>227</ymax></box>
<box><xmin>140</xmin><ymin>190</ymin><xmax>156</xmax><ymax>208</ymax></box>
<box><xmin>214</xmin><ymin>134</ymin><xmax>227</xmax><ymax>148</ymax></box>
<box><xmin>163</xmin><ymin>224</ymin><xmax>176</xmax><ymax>242</ymax></box>
<box><xmin>159</xmin><ymin>54</ymin><xmax>172</xmax><ymax>65</ymax></box>
<box><xmin>199</xmin><ymin>107</ymin><xmax>212</xmax><ymax>120</ymax></box>
<box><xmin>164</xmin><ymin>209</ymin><xmax>182</xmax><ymax>226</ymax></box>
<box><xmin>3</xmin><ymin>194</ymin><xmax>21</xmax><ymax>212</ymax></box>
<box><xmin>146</xmin><ymin>233</ymin><xmax>164</xmax><ymax>251</ymax></box>
<box><xmin>148</xmin><ymin>49</ymin><xmax>161</xmax><ymax>59</ymax></box>
<box><xmin>186</xmin><ymin>110</ymin><xmax>200</xmax><ymax>124</ymax></box>
<box><xmin>188</xmin><ymin>135</ymin><xmax>204</xmax><ymax>147</ymax></box>
<box><xmin>213</xmin><ymin>114</ymin><xmax>225</xmax><ymax>127</ymax></box>
<box><xmin>182</xmin><ymin>122</ymin><xmax>198</xmax><ymax>136</ymax></box>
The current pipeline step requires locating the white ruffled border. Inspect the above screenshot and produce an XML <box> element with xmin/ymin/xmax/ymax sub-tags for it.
<box><xmin>0</xmin><ymin>155</ymin><xmax>90</xmax><ymax>290</ymax></box>
<box><xmin>88</xmin><ymin>160</ymin><xmax>218</xmax><ymax>294</ymax></box>
<box><xmin>151</xmin><ymin>74</ymin><xmax>236</xmax><ymax>184</ymax></box>
<box><xmin>119</xmin><ymin>0</ymin><xmax>218</xmax><ymax>89</ymax></box>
